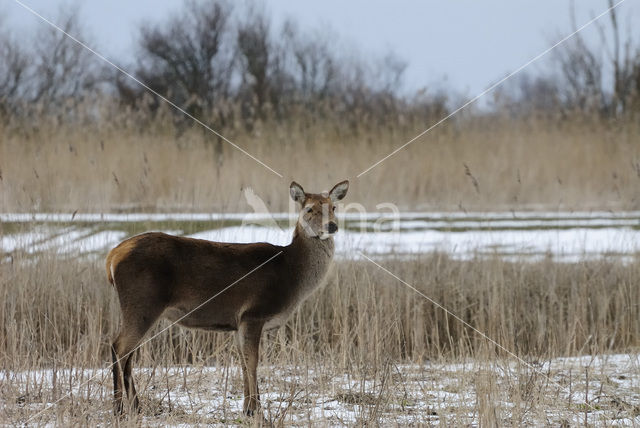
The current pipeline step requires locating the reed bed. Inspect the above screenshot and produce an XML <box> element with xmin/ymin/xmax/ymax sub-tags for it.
<box><xmin>2</xmin><ymin>106</ymin><xmax>640</xmax><ymax>424</ymax></box>
<box><xmin>2</xmin><ymin>110</ymin><xmax>640</xmax><ymax>213</ymax></box>
<box><xmin>1</xmin><ymin>247</ymin><xmax>638</xmax><ymax>425</ymax></box>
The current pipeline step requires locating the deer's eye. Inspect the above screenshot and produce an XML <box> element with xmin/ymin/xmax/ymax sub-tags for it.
<box><xmin>332</xmin><ymin>206</ymin><xmax>336</xmax><ymax>212</ymax></box>
<box><xmin>305</xmin><ymin>207</ymin><xmax>313</xmax><ymax>213</ymax></box>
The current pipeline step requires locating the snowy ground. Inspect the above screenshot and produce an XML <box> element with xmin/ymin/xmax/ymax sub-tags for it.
<box><xmin>2</xmin><ymin>212</ymin><xmax>640</xmax><ymax>425</ymax></box>
<box><xmin>2</xmin><ymin>211</ymin><xmax>640</xmax><ymax>262</ymax></box>
<box><xmin>1</xmin><ymin>354</ymin><xmax>638</xmax><ymax>426</ymax></box>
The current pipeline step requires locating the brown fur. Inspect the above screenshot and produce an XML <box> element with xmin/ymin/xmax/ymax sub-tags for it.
<box><xmin>106</xmin><ymin>238</ymin><xmax>138</xmax><ymax>285</ymax></box>
<box><xmin>107</xmin><ymin>180</ymin><xmax>348</xmax><ymax>417</ymax></box>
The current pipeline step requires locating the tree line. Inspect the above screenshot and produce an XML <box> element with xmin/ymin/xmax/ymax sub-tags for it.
<box><xmin>494</xmin><ymin>1</ymin><xmax>640</xmax><ymax>119</ymax></box>
<box><xmin>1</xmin><ymin>0</ymin><xmax>639</xmax><ymax>132</ymax></box>
<box><xmin>0</xmin><ymin>1</ymin><xmax>447</xmax><ymax>132</ymax></box>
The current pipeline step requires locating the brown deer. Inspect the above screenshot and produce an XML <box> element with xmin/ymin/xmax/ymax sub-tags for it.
<box><xmin>106</xmin><ymin>180</ymin><xmax>349</xmax><ymax>416</ymax></box>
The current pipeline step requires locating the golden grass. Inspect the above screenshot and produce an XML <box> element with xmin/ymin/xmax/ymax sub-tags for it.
<box><xmin>2</xmin><ymin>105</ymin><xmax>640</xmax><ymax>424</ymax></box>
<box><xmin>1</xmin><ymin>109</ymin><xmax>640</xmax><ymax>212</ymax></box>
<box><xmin>1</xmin><ymin>249</ymin><xmax>638</xmax><ymax>425</ymax></box>
<box><xmin>3</xmin><ymin>253</ymin><xmax>638</xmax><ymax>370</ymax></box>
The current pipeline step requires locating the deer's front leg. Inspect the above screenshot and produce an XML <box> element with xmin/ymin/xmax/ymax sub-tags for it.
<box><xmin>234</xmin><ymin>331</ymin><xmax>250</xmax><ymax>406</ymax></box>
<box><xmin>237</xmin><ymin>320</ymin><xmax>264</xmax><ymax>416</ymax></box>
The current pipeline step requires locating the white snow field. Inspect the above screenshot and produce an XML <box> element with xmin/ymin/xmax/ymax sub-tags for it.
<box><xmin>2</xmin><ymin>211</ymin><xmax>640</xmax><ymax>262</ymax></box>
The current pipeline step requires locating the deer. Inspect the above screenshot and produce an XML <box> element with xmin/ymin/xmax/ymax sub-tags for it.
<box><xmin>106</xmin><ymin>180</ymin><xmax>349</xmax><ymax>417</ymax></box>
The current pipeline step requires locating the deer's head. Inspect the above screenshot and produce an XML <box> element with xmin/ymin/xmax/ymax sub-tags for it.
<box><xmin>290</xmin><ymin>180</ymin><xmax>349</xmax><ymax>239</ymax></box>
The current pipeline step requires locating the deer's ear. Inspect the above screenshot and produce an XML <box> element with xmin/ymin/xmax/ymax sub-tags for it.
<box><xmin>290</xmin><ymin>181</ymin><xmax>306</xmax><ymax>204</ymax></box>
<box><xmin>329</xmin><ymin>180</ymin><xmax>349</xmax><ymax>202</ymax></box>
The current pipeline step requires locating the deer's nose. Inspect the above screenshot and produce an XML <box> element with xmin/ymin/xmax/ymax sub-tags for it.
<box><xmin>328</xmin><ymin>222</ymin><xmax>338</xmax><ymax>234</ymax></box>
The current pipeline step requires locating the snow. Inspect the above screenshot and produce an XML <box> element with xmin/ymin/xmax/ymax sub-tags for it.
<box><xmin>2</xmin><ymin>353</ymin><xmax>638</xmax><ymax>426</ymax></box>
<box><xmin>2</xmin><ymin>210</ymin><xmax>640</xmax><ymax>223</ymax></box>
<box><xmin>2</xmin><ymin>211</ymin><xmax>640</xmax><ymax>262</ymax></box>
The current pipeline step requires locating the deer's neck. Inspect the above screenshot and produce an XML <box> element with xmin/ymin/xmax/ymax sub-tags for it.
<box><xmin>285</xmin><ymin>224</ymin><xmax>335</xmax><ymax>292</ymax></box>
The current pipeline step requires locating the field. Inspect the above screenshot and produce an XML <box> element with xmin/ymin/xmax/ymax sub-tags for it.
<box><xmin>3</xmin><ymin>0</ymin><xmax>640</xmax><ymax>425</ymax></box>
<box><xmin>2</xmin><ymin>107</ymin><xmax>640</xmax><ymax>426</ymax></box>
<box><xmin>2</xmin><ymin>114</ymin><xmax>640</xmax><ymax>213</ymax></box>
<box><xmin>3</xmin><ymin>210</ymin><xmax>640</xmax><ymax>262</ymax></box>
<box><xmin>1</xmin><ymin>212</ymin><xmax>640</xmax><ymax>426</ymax></box>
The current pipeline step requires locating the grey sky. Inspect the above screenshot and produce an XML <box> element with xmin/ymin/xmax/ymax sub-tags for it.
<box><xmin>3</xmin><ymin>0</ymin><xmax>639</xmax><ymax>97</ymax></box>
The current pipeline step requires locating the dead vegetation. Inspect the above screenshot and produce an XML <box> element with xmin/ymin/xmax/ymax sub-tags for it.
<box><xmin>0</xmin><ymin>250</ymin><xmax>638</xmax><ymax>425</ymax></box>
<box><xmin>2</xmin><ymin>111</ymin><xmax>640</xmax><ymax>213</ymax></box>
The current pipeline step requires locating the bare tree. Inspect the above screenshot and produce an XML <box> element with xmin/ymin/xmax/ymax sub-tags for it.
<box><xmin>130</xmin><ymin>0</ymin><xmax>235</xmax><ymax>122</ymax></box>
<box><xmin>237</xmin><ymin>8</ymin><xmax>272</xmax><ymax>121</ymax></box>
<box><xmin>596</xmin><ymin>0</ymin><xmax>637</xmax><ymax>115</ymax></box>
<box><xmin>553</xmin><ymin>33</ymin><xmax>604</xmax><ymax>113</ymax></box>
<box><xmin>630</xmin><ymin>53</ymin><xmax>640</xmax><ymax>114</ymax></box>
<box><xmin>372</xmin><ymin>52</ymin><xmax>407</xmax><ymax>95</ymax></box>
<box><xmin>0</xmin><ymin>9</ymin><xmax>103</xmax><ymax>118</ymax></box>
<box><xmin>282</xmin><ymin>20</ymin><xmax>339</xmax><ymax>104</ymax></box>
<box><xmin>30</xmin><ymin>10</ymin><xmax>103</xmax><ymax>108</ymax></box>
<box><xmin>0</xmin><ymin>27</ymin><xmax>29</xmax><ymax>116</ymax></box>
<box><xmin>551</xmin><ymin>1</ymin><xmax>640</xmax><ymax>116</ymax></box>
<box><xmin>491</xmin><ymin>72</ymin><xmax>562</xmax><ymax>117</ymax></box>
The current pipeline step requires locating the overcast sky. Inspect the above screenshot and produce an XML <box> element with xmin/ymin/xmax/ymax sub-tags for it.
<box><xmin>3</xmin><ymin>0</ymin><xmax>639</xmax><ymax>97</ymax></box>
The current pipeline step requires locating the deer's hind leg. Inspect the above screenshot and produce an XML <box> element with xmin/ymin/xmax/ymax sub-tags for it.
<box><xmin>234</xmin><ymin>331</ymin><xmax>251</xmax><ymax>407</ymax></box>
<box><xmin>112</xmin><ymin>299</ymin><xmax>164</xmax><ymax>415</ymax></box>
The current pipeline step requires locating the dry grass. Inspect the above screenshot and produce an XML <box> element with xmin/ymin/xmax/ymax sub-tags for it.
<box><xmin>1</xmin><ymin>110</ymin><xmax>640</xmax><ymax>213</ymax></box>
<box><xmin>1</xmin><ymin>248</ymin><xmax>638</xmax><ymax>425</ymax></box>
<box><xmin>2</xmin><ymin>106</ymin><xmax>640</xmax><ymax>424</ymax></box>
